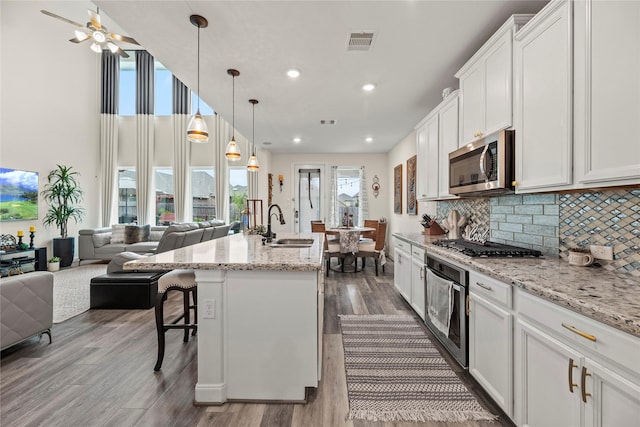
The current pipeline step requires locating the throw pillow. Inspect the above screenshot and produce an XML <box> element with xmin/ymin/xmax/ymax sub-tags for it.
<box><xmin>92</xmin><ymin>232</ymin><xmax>112</xmax><ymax>248</ymax></box>
<box><xmin>124</xmin><ymin>224</ymin><xmax>150</xmax><ymax>244</ymax></box>
<box><xmin>111</xmin><ymin>224</ymin><xmax>127</xmax><ymax>243</ymax></box>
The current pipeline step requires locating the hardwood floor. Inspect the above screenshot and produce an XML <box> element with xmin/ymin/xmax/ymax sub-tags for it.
<box><xmin>0</xmin><ymin>260</ymin><xmax>514</xmax><ymax>427</ymax></box>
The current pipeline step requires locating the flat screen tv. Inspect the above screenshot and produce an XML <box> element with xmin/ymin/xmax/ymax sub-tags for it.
<box><xmin>0</xmin><ymin>168</ymin><xmax>39</xmax><ymax>221</ymax></box>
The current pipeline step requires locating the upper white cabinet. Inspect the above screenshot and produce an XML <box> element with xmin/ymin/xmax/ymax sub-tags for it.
<box><xmin>415</xmin><ymin>91</ymin><xmax>460</xmax><ymax>201</ymax></box>
<box><xmin>456</xmin><ymin>15</ymin><xmax>534</xmax><ymax>145</ymax></box>
<box><xmin>573</xmin><ymin>0</ymin><xmax>640</xmax><ymax>187</ymax></box>
<box><xmin>513</xmin><ymin>0</ymin><xmax>573</xmax><ymax>192</ymax></box>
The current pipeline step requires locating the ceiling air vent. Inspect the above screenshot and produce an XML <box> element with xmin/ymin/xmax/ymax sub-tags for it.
<box><xmin>320</xmin><ymin>120</ymin><xmax>337</xmax><ymax>125</ymax></box>
<box><xmin>347</xmin><ymin>32</ymin><xmax>374</xmax><ymax>51</ymax></box>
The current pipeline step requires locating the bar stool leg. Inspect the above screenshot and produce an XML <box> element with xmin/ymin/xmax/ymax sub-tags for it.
<box><xmin>183</xmin><ymin>290</ymin><xmax>190</xmax><ymax>343</ymax></box>
<box><xmin>154</xmin><ymin>292</ymin><xmax>168</xmax><ymax>372</ymax></box>
<box><xmin>191</xmin><ymin>288</ymin><xmax>198</xmax><ymax>336</ymax></box>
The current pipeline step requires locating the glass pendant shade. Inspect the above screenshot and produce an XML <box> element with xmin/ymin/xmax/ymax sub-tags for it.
<box><xmin>247</xmin><ymin>98</ymin><xmax>259</xmax><ymax>172</ymax></box>
<box><xmin>225</xmin><ymin>137</ymin><xmax>241</xmax><ymax>160</ymax></box>
<box><xmin>187</xmin><ymin>112</ymin><xmax>209</xmax><ymax>143</ymax></box>
<box><xmin>187</xmin><ymin>15</ymin><xmax>209</xmax><ymax>143</ymax></box>
<box><xmin>90</xmin><ymin>42</ymin><xmax>102</xmax><ymax>53</ymax></box>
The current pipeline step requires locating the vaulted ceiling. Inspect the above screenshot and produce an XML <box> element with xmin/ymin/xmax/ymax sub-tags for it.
<box><xmin>93</xmin><ymin>1</ymin><xmax>548</xmax><ymax>154</ymax></box>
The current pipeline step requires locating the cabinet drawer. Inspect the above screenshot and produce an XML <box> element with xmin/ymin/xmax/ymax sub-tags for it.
<box><xmin>469</xmin><ymin>270</ymin><xmax>512</xmax><ymax>308</ymax></box>
<box><xmin>395</xmin><ymin>239</ymin><xmax>410</xmax><ymax>253</ymax></box>
<box><xmin>515</xmin><ymin>288</ymin><xmax>640</xmax><ymax>377</ymax></box>
<box><xmin>411</xmin><ymin>245</ymin><xmax>425</xmax><ymax>261</ymax></box>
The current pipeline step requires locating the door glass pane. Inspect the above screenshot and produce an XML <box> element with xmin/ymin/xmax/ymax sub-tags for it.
<box><xmin>298</xmin><ymin>169</ymin><xmax>321</xmax><ymax>233</ymax></box>
<box><xmin>155</xmin><ymin>168</ymin><xmax>174</xmax><ymax>225</ymax></box>
<box><xmin>192</xmin><ymin>168</ymin><xmax>216</xmax><ymax>221</ymax></box>
<box><xmin>229</xmin><ymin>168</ymin><xmax>247</xmax><ymax>225</ymax></box>
<box><xmin>337</xmin><ymin>167</ymin><xmax>360</xmax><ymax>226</ymax></box>
<box><xmin>118</xmin><ymin>169</ymin><xmax>137</xmax><ymax>223</ymax></box>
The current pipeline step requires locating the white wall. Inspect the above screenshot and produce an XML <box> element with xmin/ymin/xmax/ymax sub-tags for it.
<box><xmin>387</xmin><ymin>130</ymin><xmax>437</xmax><ymax>253</ymax></box>
<box><xmin>268</xmin><ymin>153</ymin><xmax>389</xmax><ymax>235</ymax></box>
<box><xmin>0</xmin><ymin>1</ymin><xmax>101</xmax><ymax>257</ymax></box>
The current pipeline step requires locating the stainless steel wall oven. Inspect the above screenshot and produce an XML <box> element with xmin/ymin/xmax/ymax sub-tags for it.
<box><xmin>424</xmin><ymin>253</ymin><xmax>469</xmax><ymax>367</ymax></box>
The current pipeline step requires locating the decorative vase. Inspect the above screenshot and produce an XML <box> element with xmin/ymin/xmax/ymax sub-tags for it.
<box><xmin>47</xmin><ymin>261</ymin><xmax>60</xmax><ymax>272</ymax></box>
<box><xmin>53</xmin><ymin>237</ymin><xmax>74</xmax><ymax>267</ymax></box>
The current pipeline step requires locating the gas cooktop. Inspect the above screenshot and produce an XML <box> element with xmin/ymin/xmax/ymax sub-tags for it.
<box><xmin>433</xmin><ymin>239</ymin><xmax>543</xmax><ymax>258</ymax></box>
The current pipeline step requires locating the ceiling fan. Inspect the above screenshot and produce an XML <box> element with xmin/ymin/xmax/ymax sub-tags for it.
<box><xmin>40</xmin><ymin>8</ymin><xmax>139</xmax><ymax>58</ymax></box>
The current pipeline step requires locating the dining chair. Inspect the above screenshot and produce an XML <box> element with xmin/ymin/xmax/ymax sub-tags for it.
<box><xmin>358</xmin><ymin>221</ymin><xmax>387</xmax><ymax>276</ymax></box>
<box><xmin>311</xmin><ymin>222</ymin><xmax>341</xmax><ymax>275</ymax></box>
<box><xmin>361</xmin><ymin>219</ymin><xmax>379</xmax><ymax>241</ymax></box>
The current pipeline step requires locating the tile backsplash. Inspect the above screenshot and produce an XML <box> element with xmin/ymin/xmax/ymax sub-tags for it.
<box><xmin>432</xmin><ymin>188</ymin><xmax>639</xmax><ymax>275</ymax></box>
<box><xmin>559</xmin><ymin>188</ymin><xmax>640</xmax><ymax>276</ymax></box>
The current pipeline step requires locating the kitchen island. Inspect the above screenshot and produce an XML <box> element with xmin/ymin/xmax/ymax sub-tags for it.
<box><xmin>124</xmin><ymin>232</ymin><xmax>325</xmax><ymax>404</ymax></box>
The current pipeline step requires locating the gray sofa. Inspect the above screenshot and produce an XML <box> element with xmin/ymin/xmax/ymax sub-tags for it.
<box><xmin>1</xmin><ymin>271</ymin><xmax>54</xmax><ymax>351</ymax></box>
<box><xmin>79</xmin><ymin>220</ymin><xmax>228</xmax><ymax>262</ymax></box>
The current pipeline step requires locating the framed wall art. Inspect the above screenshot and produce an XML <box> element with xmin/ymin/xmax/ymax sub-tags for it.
<box><xmin>406</xmin><ymin>155</ymin><xmax>417</xmax><ymax>215</ymax></box>
<box><xmin>393</xmin><ymin>164</ymin><xmax>402</xmax><ymax>214</ymax></box>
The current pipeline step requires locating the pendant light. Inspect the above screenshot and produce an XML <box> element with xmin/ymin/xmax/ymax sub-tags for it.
<box><xmin>186</xmin><ymin>15</ymin><xmax>209</xmax><ymax>143</ymax></box>
<box><xmin>247</xmin><ymin>99</ymin><xmax>260</xmax><ymax>172</ymax></box>
<box><xmin>225</xmin><ymin>69</ymin><xmax>241</xmax><ymax>160</ymax></box>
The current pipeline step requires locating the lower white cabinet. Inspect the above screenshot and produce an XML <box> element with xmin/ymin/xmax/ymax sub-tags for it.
<box><xmin>514</xmin><ymin>288</ymin><xmax>640</xmax><ymax>427</ymax></box>
<box><xmin>468</xmin><ymin>271</ymin><xmax>513</xmax><ymax>417</ymax></box>
<box><xmin>393</xmin><ymin>241</ymin><xmax>411</xmax><ymax>303</ymax></box>
<box><xmin>410</xmin><ymin>246</ymin><xmax>425</xmax><ymax>320</ymax></box>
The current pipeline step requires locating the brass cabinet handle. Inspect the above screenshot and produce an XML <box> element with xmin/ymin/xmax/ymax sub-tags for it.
<box><xmin>476</xmin><ymin>282</ymin><xmax>493</xmax><ymax>291</ymax></box>
<box><xmin>568</xmin><ymin>358</ymin><xmax>578</xmax><ymax>393</ymax></box>
<box><xmin>562</xmin><ymin>323</ymin><xmax>597</xmax><ymax>342</ymax></box>
<box><xmin>512</xmin><ymin>180</ymin><xmax>518</xmax><ymax>187</ymax></box>
<box><xmin>581</xmin><ymin>366</ymin><xmax>592</xmax><ymax>403</ymax></box>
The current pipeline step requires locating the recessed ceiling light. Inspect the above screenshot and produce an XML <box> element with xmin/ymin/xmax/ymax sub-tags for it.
<box><xmin>293</xmin><ymin>137</ymin><xmax>301</xmax><ymax>143</ymax></box>
<box><xmin>365</xmin><ymin>137</ymin><xmax>373</xmax><ymax>143</ymax></box>
<box><xmin>362</xmin><ymin>83</ymin><xmax>375</xmax><ymax>92</ymax></box>
<box><xmin>287</xmin><ymin>69</ymin><xmax>300</xmax><ymax>78</ymax></box>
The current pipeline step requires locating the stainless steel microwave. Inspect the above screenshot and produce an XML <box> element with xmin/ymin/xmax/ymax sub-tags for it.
<box><xmin>449</xmin><ymin>129</ymin><xmax>514</xmax><ymax>196</ymax></box>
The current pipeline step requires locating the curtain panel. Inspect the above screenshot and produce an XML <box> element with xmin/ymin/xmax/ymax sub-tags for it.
<box><xmin>172</xmin><ymin>76</ymin><xmax>191</xmax><ymax>222</ymax></box>
<box><xmin>100</xmin><ymin>51</ymin><xmax>119</xmax><ymax>226</ymax></box>
<box><xmin>135</xmin><ymin>51</ymin><xmax>155</xmax><ymax>225</ymax></box>
<box><xmin>329</xmin><ymin>166</ymin><xmax>339</xmax><ymax>228</ymax></box>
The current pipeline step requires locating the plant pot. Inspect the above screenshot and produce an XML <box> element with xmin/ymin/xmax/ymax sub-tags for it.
<box><xmin>53</xmin><ymin>237</ymin><xmax>74</xmax><ymax>268</ymax></box>
<box><xmin>47</xmin><ymin>261</ymin><xmax>60</xmax><ymax>272</ymax></box>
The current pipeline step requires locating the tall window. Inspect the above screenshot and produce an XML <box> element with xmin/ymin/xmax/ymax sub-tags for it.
<box><xmin>119</xmin><ymin>55</ymin><xmax>136</xmax><ymax>115</ymax></box>
<box><xmin>191</xmin><ymin>93</ymin><xmax>214</xmax><ymax>116</ymax></box>
<box><xmin>337</xmin><ymin>167</ymin><xmax>360</xmax><ymax>227</ymax></box>
<box><xmin>192</xmin><ymin>168</ymin><xmax>216</xmax><ymax>221</ymax></box>
<box><xmin>155</xmin><ymin>168</ymin><xmax>174</xmax><ymax>225</ymax></box>
<box><xmin>154</xmin><ymin>62</ymin><xmax>173</xmax><ymax>116</ymax></box>
<box><xmin>229</xmin><ymin>167</ymin><xmax>248</xmax><ymax>224</ymax></box>
<box><xmin>118</xmin><ymin>169</ymin><xmax>137</xmax><ymax>223</ymax></box>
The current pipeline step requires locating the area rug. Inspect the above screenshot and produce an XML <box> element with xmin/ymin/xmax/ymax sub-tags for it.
<box><xmin>339</xmin><ymin>314</ymin><xmax>497</xmax><ymax>423</ymax></box>
<box><xmin>53</xmin><ymin>263</ymin><xmax>107</xmax><ymax>323</ymax></box>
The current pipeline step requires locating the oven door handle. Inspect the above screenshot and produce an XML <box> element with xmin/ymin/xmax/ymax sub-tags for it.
<box><xmin>426</xmin><ymin>267</ymin><xmax>461</xmax><ymax>292</ymax></box>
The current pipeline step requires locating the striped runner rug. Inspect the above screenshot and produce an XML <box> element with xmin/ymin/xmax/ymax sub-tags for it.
<box><xmin>339</xmin><ymin>314</ymin><xmax>497</xmax><ymax>423</ymax></box>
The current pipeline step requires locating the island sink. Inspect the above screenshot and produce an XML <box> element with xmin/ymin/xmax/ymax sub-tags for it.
<box><xmin>271</xmin><ymin>238</ymin><xmax>314</xmax><ymax>247</ymax></box>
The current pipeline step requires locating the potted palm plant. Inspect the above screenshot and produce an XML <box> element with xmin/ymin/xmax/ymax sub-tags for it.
<box><xmin>41</xmin><ymin>165</ymin><xmax>85</xmax><ymax>267</ymax></box>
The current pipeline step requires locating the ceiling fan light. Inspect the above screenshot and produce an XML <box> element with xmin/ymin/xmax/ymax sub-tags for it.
<box><xmin>247</xmin><ymin>154</ymin><xmax>259</xmax><ymax>172</ymax></box>
<box><xmin>107</xmin><ymin>42</ymin><xmax>119</xmax><ymax>53</ymax></box>
<box><xmin>74</xmin><ymin>30</ymin><xmax>89</xmax><ymax>41</ymax></box>
<box><xmin>90</xmin><ymin>42</ymin><xmax>102</xmax><ymax>53</ymax></box>
<box><xmin>225</xmin><ymin>137</ymin><xmax>241</xmax><ymax>161</ymax></box>
<box><xmin>187</xmin><ymin>113</ymin><xmax>209</xmax><ymax>143</ymax></box>
<box><xmin>93</xmin><ymin>30</ymin><xmax>106</xmax><ymax>43</ymax></box>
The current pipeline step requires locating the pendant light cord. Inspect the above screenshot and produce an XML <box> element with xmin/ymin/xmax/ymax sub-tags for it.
<box><xmin>196</xmin><ymin>24</ymin><xmax>201</xmax><ymax>115</ymax></box>
<box><xmin>232</xmin><ymin>75</ymin><xmax>235</xmax><ymax>138</ymax></box>
<box><xmin>252</xmin><ymin>102</ymin><xmax>255</xmax><ymax>155</ymax></box>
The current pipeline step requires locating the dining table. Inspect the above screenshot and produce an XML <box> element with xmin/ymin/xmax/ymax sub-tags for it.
<box><xmin>327</xmin><ymin>226</ymin><xmax>376</xmax><ymax>272</ymax></box>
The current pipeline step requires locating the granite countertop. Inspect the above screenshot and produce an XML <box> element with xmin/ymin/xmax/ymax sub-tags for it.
<box><xmin>123</xmin><ymin>232</ymin><xmax>324</xmax><ymax>272</ymax></box>
<box><xmin>393</xmin><ymin>232</ymin><xmax>640</xmax><ymax>339</ymax></box>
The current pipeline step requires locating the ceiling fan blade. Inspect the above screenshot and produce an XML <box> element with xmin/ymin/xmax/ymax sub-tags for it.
<box><xmin>69</xmin><ymin>36</ymin><xmax>91</xmax><ymax>44</ymax></box>
<box><xmin>109</xmin><ymin>33</ymin><xmax>139</xmax><ymax>46</ymax></box>
<box><xmin>40</xmin><ymin>10</ymin><xmax>84</xmax><ymax>28</ymax></box>
<box><xmin>114</xmin><ymin>47</ymin><xmax>130</xmax><ymax>59</ymax></box>
<box><xmin>88</xmin><ymin>9</ymin><xmax>102</xmax><ymax>30</ymax></box>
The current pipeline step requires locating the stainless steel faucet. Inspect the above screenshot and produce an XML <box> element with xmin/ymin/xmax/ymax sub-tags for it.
<box><xmin>263</xmin><ymin>204</ymin><xmax>285</xmax><ymax>243</ymax></box>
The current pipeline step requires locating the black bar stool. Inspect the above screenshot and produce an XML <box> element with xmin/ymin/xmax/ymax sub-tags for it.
<box><xmin>154</xmin><ymin>269</ymin><xmax>197</xmax><ymax>371</ymax></box>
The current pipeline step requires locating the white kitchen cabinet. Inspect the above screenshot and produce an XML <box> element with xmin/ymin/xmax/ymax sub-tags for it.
<box><xmin>415</xmin><ymin>112</ymin><xmax>439</xmax><ymax>200</ymax></box>
<box><xmin>513</xmin><ymin>0</ymin><xmax>573</xmax><ymax>193</ymax></box>
<box><xmin>393</xmin><ymin>239</ymin><xmax>411</xmax><ymax>303</ymax></box>
<box><xmin>573</xmin><ymin>0</ymin><xmax>640</xmax><ymax>187</ymax></box>
<box><xmin>415</xmin><ymin>91</ymin><xmax>459</xmax><ymax>201</ymax></box>
<box><xmin>410</xmin><ymin>245</ymin><xmax>425</xmax><ymax>320</ymax></box>
<box><xmin>456</xmin><ymin>15</ymin><xmax>533</xmax><ymax>145</ymax></box>
<box><xmin>514</xmin><ymin>287</ymin><xmax>640</xmax><ymax>427</ymax></box>
<box><xmin>468</xmin><ymin>272</ymin><xmax>513</xmax><ymax>418</ymax></box>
